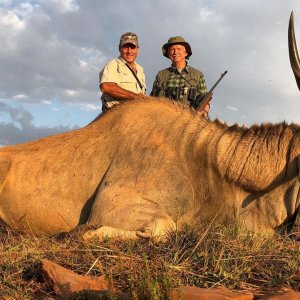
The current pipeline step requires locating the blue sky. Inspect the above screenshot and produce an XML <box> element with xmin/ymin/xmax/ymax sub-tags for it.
<box><xmin>1</xmin><ymin>0</ymin><xmax>300</xmax><ymax>145</ymax></box>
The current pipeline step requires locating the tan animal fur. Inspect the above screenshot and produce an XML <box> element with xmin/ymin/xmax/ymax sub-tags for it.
<box><xmin>0</xmin><ymin>97</ymin><xmax>300</xmax><ymax>240</ymax></box>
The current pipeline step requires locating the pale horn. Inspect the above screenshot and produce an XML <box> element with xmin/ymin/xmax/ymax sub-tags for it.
<box><xmin>289</xmin><ymin>11</ymin><xmax>300</xmax><ymax>90</ymax></box>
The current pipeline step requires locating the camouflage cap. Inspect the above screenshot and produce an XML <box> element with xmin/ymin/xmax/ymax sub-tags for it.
<box><xmin>162</xmin><ymin>36</ymin><xmax>192</xmax><ymax>59</ymax></box>
<box><xmin>119</xmin><ymin>32</ymin><xmax>139</xmax><ymax>47</ymax></box>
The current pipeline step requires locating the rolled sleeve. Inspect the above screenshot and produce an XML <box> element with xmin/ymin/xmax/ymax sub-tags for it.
<box><xmin>99</xmin><ymin>60</ymin><xmax>119</xmax><ymax>85</ymax></box>
<box><xmin>99</xmin><ymin>58</ymin><xmax>146</xmax><ymax>94</ymax></box>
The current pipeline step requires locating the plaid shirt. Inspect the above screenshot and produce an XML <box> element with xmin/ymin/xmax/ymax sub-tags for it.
<box><xmin>167</xmin><ymin>66</ymin><xmax>207</xmax><ymax>95</ymax></box>
<box><xmin>151</xmin><ymin>64</ymin><xmax>208</xmax><ymax>105</ymax></box>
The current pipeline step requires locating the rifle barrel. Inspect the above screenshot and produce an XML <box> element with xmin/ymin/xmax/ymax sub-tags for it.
<box><xmin>208</xmin><ymin>70</ymin><xmax>227</xmax><ymax>94</ymax></box>
<box><xmin>196</xmin><ymin>70</ymin><xmax>228</xmax><ymax>111</ymax></box>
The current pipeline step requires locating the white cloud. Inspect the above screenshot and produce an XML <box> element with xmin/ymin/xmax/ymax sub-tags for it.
<box><xmin>41</xmin><ymin>99</ymin><xmax>52</xmax><ymax>105</ymax></box>
<box><xmin>80</xmin><ymin>48</ymin><xmax>109</xmax><ymax>70</ymax></box>
<box><xmin>79</xmin><ymin>59</ymin><xmax>88</xmax><ymax>68</ymax></box>
<box><xmin>41</xmin><ymin>0</ymin><xmax>79</xmax><ymax>13</ymax></box>
<box><xmin>65</xmin><ymin>89</ymin><xmax>79</xmax><ymax>96</ymax></box>
<box><xmin>79</xmin><ymin>103</ymin><xmax>101</xmax><ymax>111</ymax></box>
<box><xmin>59</xmin><ymin>0</ymin><xmax>79</xmax><ymax>12</ymax></box>
<box><xmin>13</xmin><ymin>94</ymin><xmax>28</xmax><ymax>100</ymax></box>
<box><xmin>0</xmin><ymin>0</ymin><xmax>12</xmax><ymax>6</ymax></box>
<box><xmin>199</xmin><ymin>7</ymin><xmax>214</xmax><ymax>21</ymax></box>
<box><xmin>12</xmin><ymin>2</ymin><xmax>35</xmax><ymax>20</ymax></box>
<box><xmin>227</xmin><ymin>106</ymin><xmax>238</xmax><ymax>112</ymax></box>
<box><xmin>0</xmin><ymin>9</ymin><xmax>25</xmax><ymax>29</ymax></box>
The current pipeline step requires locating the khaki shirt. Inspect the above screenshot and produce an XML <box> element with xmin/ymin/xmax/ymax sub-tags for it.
<box><xmin>99</xmin><ymin>57</ymin><xmax>146</xmax><ymax>108</ymax></box>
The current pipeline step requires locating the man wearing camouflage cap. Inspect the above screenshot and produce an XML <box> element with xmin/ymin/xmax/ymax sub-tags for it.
<box><xmin>150</xmin><ymin>36</ymin><xmax>210</xmax><ymax>117</ymax></box>
<box><xmin>99</xmin><ymin>32</ymin><xmax>146</xmax><ymax>112</ymax></box>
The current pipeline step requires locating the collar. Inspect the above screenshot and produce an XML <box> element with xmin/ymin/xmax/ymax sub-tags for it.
<box><xmin>118</xmin><ymin>56</ymin><xmax>135</xmax><ymax>67</ymax></box>
<box><xmin>171</xmin><ymin>62</ymin><xmax>189</xmax><ymax>74</ymax></box>
<box><xmin>118</xmin><ymin>56</ymin><xmax>126</xmax><ymax>63</ymax></box>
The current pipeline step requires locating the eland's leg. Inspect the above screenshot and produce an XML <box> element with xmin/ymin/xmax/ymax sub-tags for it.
<box><xmin>82</xmin><ymin>189</ymin><xmax>176</xmax><ymax>242</ymax></box>
<box><xmin>82</xmin><ymin>214</ymin><xmax>176</xmax><ymax>241</ymax></box>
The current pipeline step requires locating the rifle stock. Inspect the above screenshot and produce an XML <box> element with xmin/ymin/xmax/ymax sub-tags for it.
<box><xmin>195</xmin><ymin>70</ymin><xmax>228</xmax><ymax>111</ymax></box>
<box><xmin>196</xmin><ymin>91</ymin><xmax>213</xmax><ymax>111</ymax></box>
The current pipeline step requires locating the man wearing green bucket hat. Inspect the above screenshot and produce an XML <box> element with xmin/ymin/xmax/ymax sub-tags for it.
<box><xmin>150</xmin><ymin>36</ymin><xmax>210</xmax><ymax>117</ymax></box>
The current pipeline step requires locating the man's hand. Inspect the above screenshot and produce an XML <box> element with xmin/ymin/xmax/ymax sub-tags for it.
<box><xmin>195</xmin><ymin>91</ymin><xmax>212</xmax><ymax>118</ymax></box>
<box><xmin>135</xmin><ymin>92</ymin><xmax>148</xmax><ymax>100</ymax></box>
<box><xmin>100</xmin><ymin>82</ymin><xmax>144</xmax><ymax>101</ymax></box>
<box><xmin>197</xmin><ymin>103</ymin><xmax>210</xmax><ymax>118</ymax></box>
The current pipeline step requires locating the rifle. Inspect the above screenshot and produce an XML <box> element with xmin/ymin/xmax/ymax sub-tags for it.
<box><xmin>192</xmin><ymin>70</ymin><xmax>228</xmax><ymax>111</ymax></box>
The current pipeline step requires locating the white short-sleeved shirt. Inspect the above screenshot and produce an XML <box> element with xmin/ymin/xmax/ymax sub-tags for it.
<box><xmin>99</xmin><ymin>57</ymin><xmax>146</xmax><ymax>105</ymax></box>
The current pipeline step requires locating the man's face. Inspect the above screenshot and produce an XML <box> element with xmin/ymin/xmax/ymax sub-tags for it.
<box><xmin>120</xmin><ymin>43</ymin><xmax>139</xmax><ymax>64</ymax></box>
<box><xmin>168</xmin><ymin>44</ymin><xmax>187</xmax><ymax>64</ymax></box>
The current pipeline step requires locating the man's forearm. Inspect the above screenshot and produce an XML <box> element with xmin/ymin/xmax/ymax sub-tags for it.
<box><xmin>100</xmin><ymin>82</ymin><xmax>141</xmax><ymax>100</ymax></box>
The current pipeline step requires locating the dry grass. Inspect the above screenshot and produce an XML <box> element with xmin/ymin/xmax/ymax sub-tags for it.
<box><xmin>1</xmin><ymin>220</ymin><xmax>300</xmax><ymax>299</ymax></box>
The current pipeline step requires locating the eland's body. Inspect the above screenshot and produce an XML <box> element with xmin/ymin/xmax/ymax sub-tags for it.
<box><xmin>0</xmin><ymin>98</ymin><xmax>300</xmax><ymax>239</ymax></box>
<box><xmin>1</xmin><ymin>12</ymin><xmax>300</xmax><ymax>240</ymax></box>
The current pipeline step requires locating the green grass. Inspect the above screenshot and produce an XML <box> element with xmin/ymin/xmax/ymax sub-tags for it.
<box><xmin>1</xmin><ymin>221</ymin><xmax>300</xmax><ymax>299</ymax></box>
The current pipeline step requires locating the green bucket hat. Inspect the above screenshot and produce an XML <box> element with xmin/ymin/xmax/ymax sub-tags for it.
<box><xmin>162</xmin><ymin>36</ymin><xmax>192</xmax><ymax>59</ymax></box>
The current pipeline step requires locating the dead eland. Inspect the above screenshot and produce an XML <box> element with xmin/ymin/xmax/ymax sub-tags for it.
<box><xmin>1</xmin><ymin>13</ymin><xmax>300</xmax><ymax>241</ymax></box>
